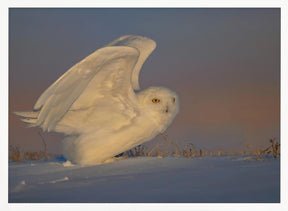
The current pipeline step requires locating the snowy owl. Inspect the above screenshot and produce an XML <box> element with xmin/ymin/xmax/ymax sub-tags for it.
<box><xmin>15</xmin><ymin>35</ymin><xmax>180</xmax><ymax>165</ymax></box>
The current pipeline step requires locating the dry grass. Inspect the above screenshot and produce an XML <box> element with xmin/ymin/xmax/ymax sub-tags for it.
<box><xmin>9</xmin><ymin>144</ymin><xmax>54</xmax><ymax>162</ymax></box>
<box><xmin>9</xmin><ymin>133</ymin><xmax>280</xmax><ymax>162</ymax></box>
<box><xmin>127</xmin><ymin>135</ymin><xmax>280</xmax><ymax>161</ymax></box>
<box><xmin>9</xmin><ymin>145</ymin><xmax>21</xmax><ymax>162</ymax></box>
<box><xmin>128</xmin><ymin>135</ymin><xmax>206</xmax><ymax>159</ymax></box>
<box><xmin>248</xmin><ymin>138</ymin><xmax>280</xmax><ymax>161</ymax></box>
<box><xmin>9</xmin><ymin>132</ymin><xmax>51</xmax><ymax>162</ymax></box>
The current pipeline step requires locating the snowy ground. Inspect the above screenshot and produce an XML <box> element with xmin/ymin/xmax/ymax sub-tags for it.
<box><xmin>9</xmin><ymin>155</ymin><xmax>280</xmax><ymax>203</ymax></box>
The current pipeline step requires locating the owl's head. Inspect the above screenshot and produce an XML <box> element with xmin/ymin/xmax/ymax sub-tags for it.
<box><xmin>137</xmin><ymin>86</ymin><xmax>180</xmax><ymax>132</ymax></box>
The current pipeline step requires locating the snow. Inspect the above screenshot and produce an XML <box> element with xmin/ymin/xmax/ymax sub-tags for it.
<box><xmin>9</xmin><ymin>156</ymin><xmax>280</xmax><ymax>203</ymax></box>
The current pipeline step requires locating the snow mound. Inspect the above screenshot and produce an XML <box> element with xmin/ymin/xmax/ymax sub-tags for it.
<box><xmin>9</xmin><ymin>156</ymin><xmax>280</xmax><ymax>203</ymax></box>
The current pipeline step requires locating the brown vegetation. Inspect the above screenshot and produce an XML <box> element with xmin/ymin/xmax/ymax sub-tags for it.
<box><xmin>126</xmin><ymin>135</ymin><xmax>280</xmax><ymax>161</ymax></box>
<box><xmin>9</xmin><ymin>133</ymin><xmax>280</xmax><ymax>162</ymax></box>
<box><xmin>248</xmin><ymin>138</ymin><xmax>280</xmax><ymax>161</ymax></box>
<box><xmin>9</xmin><ymin>144</ymin><xmax>54</xmax><ymax>162</ymax></box>
<box><xmin>9</xmin><ymin>132</ymin><xmax>51</xmax><ymax>162</ymax></box>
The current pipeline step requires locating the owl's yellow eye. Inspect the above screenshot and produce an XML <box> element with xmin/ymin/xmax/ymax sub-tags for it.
<box><xmin>152</xmin><ymin>98</ymin><xmax>160</xmax><ymax>103</ymax></box>
<box><xmin>172</xmin><ymin>97</ymin><xmax>175</xmax><ymax>103</ymax></box>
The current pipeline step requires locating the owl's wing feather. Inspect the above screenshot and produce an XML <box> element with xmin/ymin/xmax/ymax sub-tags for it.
<box><xmin>107</xmin><ymin>35</ymin><xmax>156</xmax><ymax>90</ymax></box>
<box><xmin>33</xmin><ymin>46</ymin><xmax>140</xmax><ymax>132</ymax></box>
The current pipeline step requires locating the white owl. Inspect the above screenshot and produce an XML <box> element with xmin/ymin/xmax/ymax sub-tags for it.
<box><xmin>15</xmin><ymin>35</ymin><xmax>180</xmax><ymax>165</ymax></box>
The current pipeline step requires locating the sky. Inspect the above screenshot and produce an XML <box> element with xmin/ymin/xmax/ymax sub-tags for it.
<box><xmin>9</xmin><ymin>8</ymin><xmax>280</xmax><ymax>154</ymax></box>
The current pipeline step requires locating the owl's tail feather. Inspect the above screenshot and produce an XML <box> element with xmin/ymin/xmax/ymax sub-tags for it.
<box><xmin>14</xmin><ymin>111</ymin><xmax>39</xmax><ymax>126</ymax></box>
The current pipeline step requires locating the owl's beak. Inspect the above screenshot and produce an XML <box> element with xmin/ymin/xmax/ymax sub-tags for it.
<box><xmin>165</xmin><ymin>106</ymin><xmax>169</xmax><ymax>113</ymax></box>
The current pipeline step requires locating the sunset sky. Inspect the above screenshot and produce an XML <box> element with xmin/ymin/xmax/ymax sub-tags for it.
<box><xmin>9</xmin><ymin>8</ymin><xmax>280</xmax><ymax>153</ymax></box>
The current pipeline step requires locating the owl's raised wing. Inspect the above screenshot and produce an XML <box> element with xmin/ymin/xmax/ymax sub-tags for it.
<box><xmin>108</xmin><ymin>35</ymin><xmax>156</xmax><ymax>90</ymax></box>
<box><xmin>33</xmin><ymin>46</ymin><xmax>140</xmax><ymax>132</ymax></box>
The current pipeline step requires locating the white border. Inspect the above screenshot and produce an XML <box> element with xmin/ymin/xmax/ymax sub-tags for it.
<box><xmin>1</xmin><ymin>0</ymin><xmax>9</xmax><ymax>209</ymax></box>
<box><xmin>6</xmin><ymin>0</ymin><xmax>288</xmax><ymax>7</ymax></box>
<box><xmin>2</xmin><ymin>1</ymin><xmax>287</xmax><ymax>211</ymax></box>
